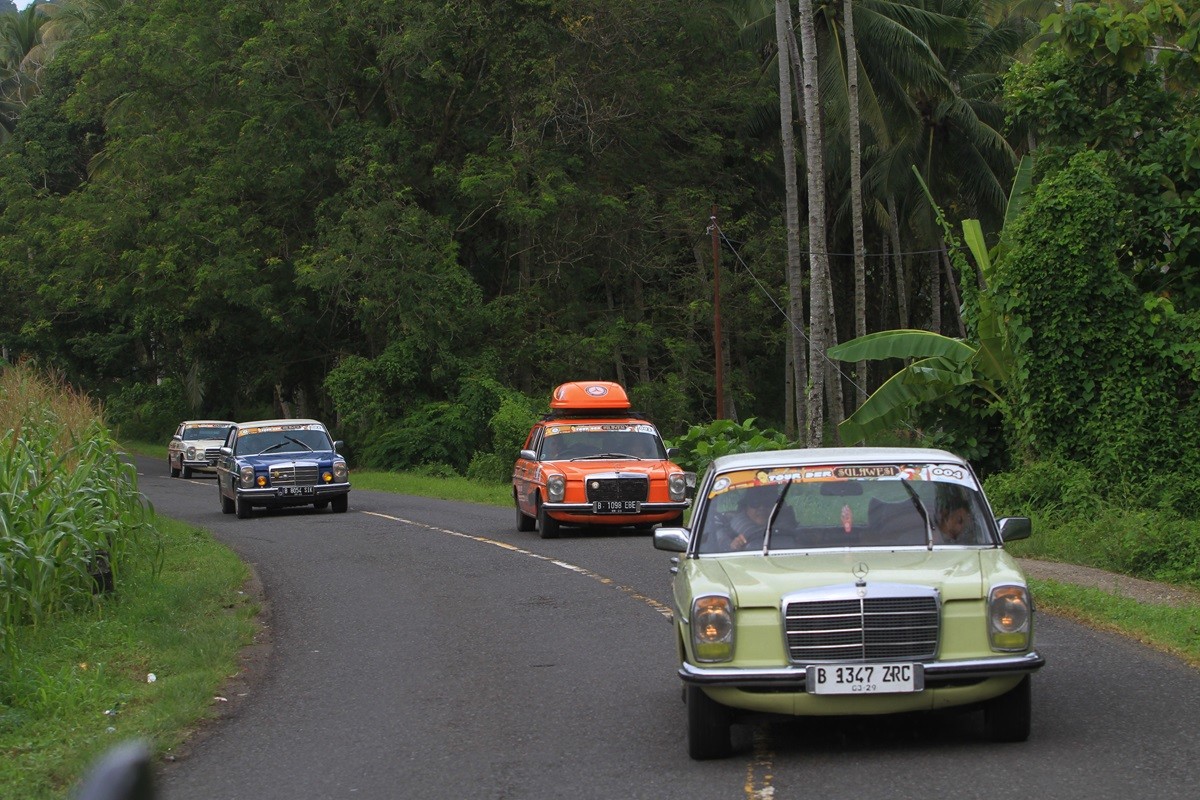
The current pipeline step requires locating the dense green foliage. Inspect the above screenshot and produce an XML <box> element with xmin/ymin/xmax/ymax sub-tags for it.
<box><xmin>2</xmin><ymin>2</ymin><xmax>1199</xmax><ymax>579</ymax></box>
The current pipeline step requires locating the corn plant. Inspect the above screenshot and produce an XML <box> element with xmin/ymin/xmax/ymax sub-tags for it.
<box><xmin>0</xmin><ymin>365</ymin><xmax>158</xmax><ymax>686</ymax></box>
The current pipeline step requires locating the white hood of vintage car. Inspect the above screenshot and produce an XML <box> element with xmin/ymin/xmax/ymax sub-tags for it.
<box><xmin>707</xmin><ymin>549</ymin><xmax>1023</xmax><ymax>606</ymax></box>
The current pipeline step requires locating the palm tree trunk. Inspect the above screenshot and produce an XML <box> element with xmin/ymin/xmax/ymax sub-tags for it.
<box><xmin>928</xmin><ymin>250</ymin><xmax>941</xmax><ymax>334</ymax></box>
<box><xmin>940</xmin><ymin>242</ymin><xmax>965</xmax><ymax>337</ymax></box>
<box><xmin>796</xmin><ymin>0</ymin><xmax>831</xmax><ymax>447</ymax></box>
<box><xmin>843</xmin><ymin>0</ymin><xmax>868</xmax><ymax>411</ymax></box>
<box><xmin>776</xmin><ymin>0</ymin><xmax>807</xmax><ymax>439</ymax></box>
<box><xmin>889</xmin><ymin>196</ymin><xmax>908</xmax><ymax>328</ymax></box>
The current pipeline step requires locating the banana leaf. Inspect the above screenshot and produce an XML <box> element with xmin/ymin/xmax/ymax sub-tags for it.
<box><xmin>828</xmin><ymin>329</ymin><xmax>976</xmax><ymax>364</ymax></box>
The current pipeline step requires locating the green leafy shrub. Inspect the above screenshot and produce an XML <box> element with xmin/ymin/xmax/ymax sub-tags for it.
<box><xmin>1112</xmin><ymin>512</ymin><xmax>1200</xmax><ymax>584</ymax></box>
<box><xmin>667</xmin><ymin>417</ymin><xmax>794</xmax><ymax>476</ymax></box>
<box><xmin>103</xmin><ymin>380</ymin><xmax>188</xmax><ymax>443</ymax></box>
<box><xmin>466</xmin><ymin>452</ymin><xmax>511</xmax><ymax>484</ymax></box>
<box><xmin>358</xmin><ymin>401</ymin><xmax>477</xmax><ymax>472</ymax></box>
<box><xmin>981</xmin><ymin>458</ymin><xmax>1102</xmax><ymax>519</ymax></box>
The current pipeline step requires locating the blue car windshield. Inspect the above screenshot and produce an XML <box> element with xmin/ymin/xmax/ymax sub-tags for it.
<box><xmin>235</xmin><ymin>429</ymin><xmax>332</xmax><ymax>456</ymax></box>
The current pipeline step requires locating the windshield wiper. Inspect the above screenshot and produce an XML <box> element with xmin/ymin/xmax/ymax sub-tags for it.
<box><xmin>761</xmin><ymin>481</ymin><xmax>793</xmax><ymax>554</ymax></box>
<box><xmin>285</xmin><ymin>435</ymin><xmax>314</xmax><ymax>452</ymax></box>
<box><xmin>898</xmin><ymin>480</ymin><xmax>935</xmax><ymax>550</ymax></box>
<box><xmin>256</xmin><ymin>442</ymin><xmax>287</xmax><ymax>455</ymax></box>
<box><xmin>572</xmin><ymin>453</ymin><xmax>641</xmax><ymax>461</ymax></box>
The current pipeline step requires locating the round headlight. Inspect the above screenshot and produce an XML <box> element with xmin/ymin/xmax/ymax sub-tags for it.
<box><xmin>239</xmin><ymin>465</ymin><xmax>256</xmax><ymax>488</ymax></box>
<box><xmin>989</xmin><ymin>585</ymin><xmax>1032</xmax><ymax>651</ymax></box>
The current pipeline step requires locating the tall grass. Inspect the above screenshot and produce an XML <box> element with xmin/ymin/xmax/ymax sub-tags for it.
<box><xmin>0</xmin><ymin>364</ymin><xmax>158</xmax><ymax>692</ymax></box>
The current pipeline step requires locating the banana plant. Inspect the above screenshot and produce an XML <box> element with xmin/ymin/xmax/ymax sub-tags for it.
<box><xmin>828</xmin><ymin>158</ymin><xmax>1032</xmax><ymax>444</ymax></box>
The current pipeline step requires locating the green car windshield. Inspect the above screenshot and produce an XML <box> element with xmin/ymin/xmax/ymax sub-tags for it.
<box><xmin>695</xmin><ymin>463</ymin><xmax>995</xmax><ymax>554</ymax></box>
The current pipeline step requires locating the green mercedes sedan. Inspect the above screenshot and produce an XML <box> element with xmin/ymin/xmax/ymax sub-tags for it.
<box><xmin>653</xmin><ymin>447</ymin><xmax>1044</xmax><ymax>759</ymax></box>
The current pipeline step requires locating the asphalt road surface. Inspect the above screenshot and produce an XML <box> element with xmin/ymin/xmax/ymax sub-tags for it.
<box><xmin>130</xmin><ymin>456</ymin><xmax>1200</xmax><ymax>800</ymax></box>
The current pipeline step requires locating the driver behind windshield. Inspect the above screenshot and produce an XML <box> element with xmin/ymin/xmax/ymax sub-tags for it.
<box><xmin>711</xmin><ymin>485</ymin><xmax>796</xmax><ymax>552</ymax></box>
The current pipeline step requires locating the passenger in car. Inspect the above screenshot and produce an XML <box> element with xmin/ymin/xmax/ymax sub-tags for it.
<box><xmin>934</xmin><ymin>485</ymin><xmax>975</xmax><ymax>544</ymax></box>
<box><xmin>721</xmin><ymin>486</ymin><xmax>795</xmax><ymax>551</ymax></box>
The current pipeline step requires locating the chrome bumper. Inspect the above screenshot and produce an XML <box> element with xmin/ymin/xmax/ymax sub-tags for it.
<box><xmin>544</xmin><ymin>500</ymin><xmax>690</xmax><ymax>513</ymax></box>
<box><xmin>679</xmin><ymin>651</ymin><xmax>1045</xmax><ymax>689</ymax></box>
<box><xmin>236</xmin><ymin>482</ymin><xmax>351</xmax><ymax>500</ymax></box>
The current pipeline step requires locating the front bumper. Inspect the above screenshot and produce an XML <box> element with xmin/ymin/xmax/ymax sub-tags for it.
<box><xmin>182</xmin><ymin>458</ymin><xmax>220</xmax><ymax>471</ymax></box>
<box><xmin>679</xmin><ymin>651</ymin><xmax>1044</xmax><ymax>689</ymax></box>
<box><xmin>235</xmin><ymin>482</ymin><xmax>351</xmax><ymax>504</ymax></box>
<box><xmin>543</xmin><ymin>500</ymin><xmax>690</xmax><ymax>513</ymax></box>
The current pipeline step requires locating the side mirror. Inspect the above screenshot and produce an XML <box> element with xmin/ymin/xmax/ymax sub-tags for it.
<box><xmin>998</xmin><ymin>517</ymin><xmax>1032</xmax><ymax>542</ymax></box>
<box><xmin>519</xmin><ymin>449</ymin><xmax>538</xmax><ymax>462</ymax></box>
<box><xmin>653</xmin><ymin>528</ymin><xmax>689</xmax><ymax>553</ymax></box>
<box><xmin>333</xmin><ymin>440</ymin><xmax>344</xmax><ymax>452</ymax></box>
<box><xmin>171</xmin><ymin>435</ymin><xmax>182</xmax><ymax>442</ymax></box>
<box><xmin>666</xmin><ymin>447</ymin><xmax>681</xmax><ymax>460</ymax></box>
<box><xmin>219</xmin><ymin>446</ymin><xmax>232</xmax><ymax>456</ymax></box>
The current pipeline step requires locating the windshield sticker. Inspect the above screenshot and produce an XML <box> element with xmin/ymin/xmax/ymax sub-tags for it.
<box><xmin>544</xmin><ymin>424</ymin><xmax>654</xmax><ymax>436</ymax></box>
<box><xmin>707</xmin><ymin>463</ymin><xmax>976</xmax><ymax>499</ymax></box>
<box><xmin>238</xmin><ymin>423</ymin><xmax>324</xmax><ymax>436</ymax></box>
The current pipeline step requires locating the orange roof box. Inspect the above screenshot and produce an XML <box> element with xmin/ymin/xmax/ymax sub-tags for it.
<box><xmin>550</xmin><ymin>381</ymin><xmax>632</xmax><ymax>412</ymax></box>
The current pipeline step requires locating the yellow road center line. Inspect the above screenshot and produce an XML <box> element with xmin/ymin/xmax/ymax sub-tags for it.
<box><xmin>361</xmin><ymin>510</ymin><xmax>774</xmax><ymax>797</ymax></box>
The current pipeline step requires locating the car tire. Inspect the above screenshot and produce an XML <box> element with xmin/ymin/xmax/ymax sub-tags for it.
<box><xmin>220</xmin><ymin>483</ymin><xmax>234</xmax><ymax>514</ymax></box>
<box><xmin>516</xmin><ymin>498</ymin><xmax>536</xmax><ymax>532</ymax></box>
<box><xmin>331</xmin><ymin>494</ymin><xmax>348</xmax><ymax>513</ymax></box>
<box><xmin>169</xmin><ymin>458</ymin><xmax>180</xmax><ymax>478</ymax></box>
<box><xmin>181</xmin><ymin>465</ymin><xmax>192</xmax><ymax>479</ymax></box>
<box><xmin>686</xmin><ymin>684</ymin><xmax>732</xmax><ymax>760</ymax></box>
<box><xmin>235</xmin><ymin>493</ymin><xmax>252</xmax><ymax>519</ymax></box>
<box><xmin>983</xmin><ymin>675</ymin><xmax>1031</xmax><ymax>743</ymax></box>
<box><xmin>537</xmin><ymin>504</ymin><xmax>561</xmax><ymax>539</ymax></box>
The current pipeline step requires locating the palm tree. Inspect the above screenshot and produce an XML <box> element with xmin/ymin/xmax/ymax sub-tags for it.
<box><xmin>0</xmin><ymin>1</ymin><xmax>48</xmax><ymax>140</ymax></box>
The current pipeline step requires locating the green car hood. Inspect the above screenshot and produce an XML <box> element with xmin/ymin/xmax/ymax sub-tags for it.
<box><xmin>690</xmin><ymin>549</ymin><xmax>1024</xmax><ymax>607</ymax></box>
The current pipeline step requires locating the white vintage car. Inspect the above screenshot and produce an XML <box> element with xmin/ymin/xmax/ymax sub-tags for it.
<box><xmin>168</xmin><ymin>420</ymin><xmax>236</xmax><ymax>478</ymax></box>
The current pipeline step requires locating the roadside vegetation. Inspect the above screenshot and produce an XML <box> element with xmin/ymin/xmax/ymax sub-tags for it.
<box><xmin>0</xmin><ymin>365</ymin><xmax>256</xmax><ymax>800</ymax></box>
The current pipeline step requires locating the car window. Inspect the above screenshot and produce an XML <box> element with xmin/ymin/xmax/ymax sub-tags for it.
<box><xmin>538</xmin><ymin>425</ymin><xmax>665</xmax><ymax>460</ymax></box>
<box><xmin>234</xmin><ymin>428</ymin><xmax>333</xmax><ymax>455</ymax></box>
<box><xmin>695</xmin><ymin>463</ymin><xmax>993</xmax><ymax>553</ymax></box>
<box><xmin>183</xmin><ymin>426</ymin><xmax>232</xmax><ymax>440</ymax></box>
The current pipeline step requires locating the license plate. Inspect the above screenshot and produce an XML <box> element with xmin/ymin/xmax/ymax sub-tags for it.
<box><xmin>277</xmin><ymin>486</ymin><xmax>314</xmax><ymax>497</ymax></box>
<box><xmin>593</xmin><ymin>500</ymin><xmax>641</xmax><ymax>514</ymax></box>
<box><xmin>806</xmin><ymin>663</ymin><xmax>921</xmax><ymax>695</ymax></box>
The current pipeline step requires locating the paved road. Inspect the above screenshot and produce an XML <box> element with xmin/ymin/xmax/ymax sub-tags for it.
<box><xmin>132</xmin><ymin>457</ymin><xmax>1200</xmax><ymax>800</ymax></box>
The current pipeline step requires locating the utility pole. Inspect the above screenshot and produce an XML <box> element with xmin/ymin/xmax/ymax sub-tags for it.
<box><xmin>711</xmin><ymin>205</ymin><xmax>725</xmax><ymax>419</ymax></box>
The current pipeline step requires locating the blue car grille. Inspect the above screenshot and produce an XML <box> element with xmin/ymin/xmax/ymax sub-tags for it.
<box><xmin>784</xmin><ymin>596</ymin><xmax>940</xmax><ymax>662</ymax></box>
<box><xmin>269</xmin><ymin>465</ymin><xmax>321</xmax><ymax>487</ymax></box>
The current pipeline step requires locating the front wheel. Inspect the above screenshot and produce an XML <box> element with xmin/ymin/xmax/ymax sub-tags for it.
<box><xmin>235</xmin><ymin>493</ymin><xmax>252</xmax><ymax>519</ymax></box>
<box><xmin>331</xmin><ymin>494</ymin><xmax>348</xmax><ymax>513</ymax></box>
<box><xmin>169</xmin><ymin>457</ymin><xmax>180</xmax><ymax>478</ymax></box>
<box><xmin>686</xmin><ymin>685</ymin><xmax>732</xmax><ymax>760</ymax></box>
<box><xmin>983</xmin><ymin>675</ymin><xmax>1031</xmax><ymax>742</ymax></box>
<box><xmin>181</xmin><ymin>465</ymin><xmax>193</xmax><ymax>479</ymax></box>
<box><xmin>537</xmin><ymin>504</ymin><xmax>561</xmax><ymax>539</ymax></box>
<box><xmin>219</xmin><ymin>483</ymin><xmax>234</xmax><ymax>514</ymax></box>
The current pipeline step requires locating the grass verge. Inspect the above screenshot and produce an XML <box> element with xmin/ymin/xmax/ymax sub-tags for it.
<box><xmin>0</xmin><ymin>517</ymin><xmax>256</xmax><ymax>800</ymax></box>
<box><xmin>1028</xmin><ymin>578</ymin><xmax>1200</xmax><ymax>668</ymax></box>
